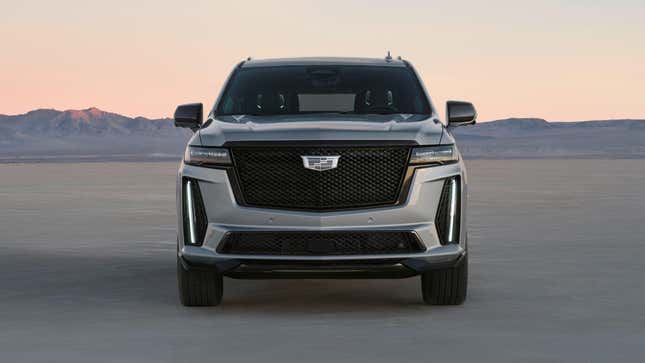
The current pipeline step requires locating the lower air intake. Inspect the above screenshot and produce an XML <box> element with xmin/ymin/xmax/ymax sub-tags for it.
<box><xmin>217</xmin><ymin>231</ymin><xmax>424</xmax><ymax>256</ymax></box>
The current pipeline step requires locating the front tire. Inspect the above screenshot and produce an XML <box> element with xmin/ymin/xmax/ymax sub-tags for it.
<box><xmin>421</xmin><ymin>254</ymin><xmax>468</xmax><ymax>305</ymax></box>
<box><xmin>177</xmin><ymin>256</ymin><xmax>223</xmax><ymax>306</ymax></box>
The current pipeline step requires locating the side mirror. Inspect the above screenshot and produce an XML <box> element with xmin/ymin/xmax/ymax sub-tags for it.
<box><xmin>174</xmin><ymin>103</ymin><xmax>203</xmax><ymax>130</ymax></box>
<box><xmin>446</xmin><ymin>101</ymin><xmax>477</xmax><ymax>127</ymax></box>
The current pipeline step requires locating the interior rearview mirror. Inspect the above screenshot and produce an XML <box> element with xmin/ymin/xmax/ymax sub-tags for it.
<box><xmin>447</xmin><ymin>101</ymin><xmax>477</xmax><ymax>127</ymax></box>
<box><xmin>174</xmin><ymin>103</ymin><xmax>203</xmax><ymax>130</ymax></box>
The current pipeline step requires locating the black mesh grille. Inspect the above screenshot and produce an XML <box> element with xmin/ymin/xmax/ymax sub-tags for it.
<box><xmin>435</xmin><ymin>177</ymin><xmax>460</xmax><ymax>245</ymax></box>
<box><xmin>218</xmin><ymin>231</ymin><xmax>424</xmax><ymax>256</ymax></box>
<box><xmin>231</xmin><ymin>146</ymin><xmax>410</xmax><ymax>210</ymax></box>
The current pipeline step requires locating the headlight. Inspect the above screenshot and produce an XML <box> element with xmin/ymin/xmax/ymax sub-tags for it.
<box><xmin>409</xmin><ymin>145</ymin><xmax>458</xmax><ymax>165</ymax></box>
<box><xmin>184</xmin><ymin>146</ymin><xmax>231</xmax><ymax>166</ymax></box>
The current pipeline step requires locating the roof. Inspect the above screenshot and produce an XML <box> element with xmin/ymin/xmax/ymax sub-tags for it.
<box><xmin>241</xmin><ymin>57</ymin><xmax>407</xmax><ymax>68</ymax></box>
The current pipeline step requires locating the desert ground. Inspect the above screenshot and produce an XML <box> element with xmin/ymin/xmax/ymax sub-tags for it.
<box><xmin>1</xmin><ymin>160</ymin><xmax>644</xmax><ymax>362</ymax></box>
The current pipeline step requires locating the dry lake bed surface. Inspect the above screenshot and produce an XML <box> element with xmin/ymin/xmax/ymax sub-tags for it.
<box><xmin>1</xmin><ymin>160</ymin><xmax>644</xmax><ymax>362</ymax></box>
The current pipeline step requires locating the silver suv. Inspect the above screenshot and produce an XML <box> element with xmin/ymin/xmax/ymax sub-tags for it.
<box><xmin>174</xmin><ymin>57</ymin><xmax>476</xmax><ymax>306</ymax></box>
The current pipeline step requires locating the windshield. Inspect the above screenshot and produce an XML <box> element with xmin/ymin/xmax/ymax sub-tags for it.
<box><xmin>215</xmin><ymin>66</ymin><xmax>431</xmax><ymax>116</ymax></box>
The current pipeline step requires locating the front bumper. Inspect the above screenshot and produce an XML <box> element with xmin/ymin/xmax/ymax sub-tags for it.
<box><xmin>179</xmin><ymin>246</ymin><xmax>466</xmax><ymax>279</ymax></box>
<box><xmin>177</xmin><ymin>159</ymin><xmax>467</xmax><ymax>278</ymax></box>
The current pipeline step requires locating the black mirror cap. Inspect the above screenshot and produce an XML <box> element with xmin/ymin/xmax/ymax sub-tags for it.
<box><xmin>447</xmin><ymin>101</ymin><xmax>477</xmax><ymax>127</ymax></box>
<box><xmin>174</xmin><ymin>103</ymin><xmax>203</xmax><ymax>130</ymax></box>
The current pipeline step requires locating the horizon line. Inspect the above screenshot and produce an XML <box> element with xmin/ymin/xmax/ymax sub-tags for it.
<box><xmin>1</xmin><ymin>107</ymin><xmax>644</xmax><ymax>124</ymax></box>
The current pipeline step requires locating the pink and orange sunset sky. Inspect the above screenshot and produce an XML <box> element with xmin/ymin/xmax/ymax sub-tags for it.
<box><xmin>1</xmin><ymin>0</ymin><xmax>644</xmax><ymax>121</ymax></box>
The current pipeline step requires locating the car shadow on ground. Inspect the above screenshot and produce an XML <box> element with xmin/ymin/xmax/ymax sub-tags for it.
<box><xmin>2</xmin><ymin>249</ymin><xmax>470</xmax><ymax>315</ymax></box>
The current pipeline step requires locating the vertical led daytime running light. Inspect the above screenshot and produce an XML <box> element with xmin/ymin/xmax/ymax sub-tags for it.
<box><xmin>448</xmin><ymin>178</ymin><xmax>458</xmax><ymax>243</ymax></box>
<box><xmin>186</xmin><ymin>180</ymin><xmax>197</xmax><ymax>245</ymax></box>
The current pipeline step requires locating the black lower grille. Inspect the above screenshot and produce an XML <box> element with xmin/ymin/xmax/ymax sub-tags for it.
<box><xmin>217</xmin><ymin>231</ymin><xmax>424</xmax><ymax>256</ymax></box>
<box><xmin>230</xmin><ymin>146</ymin><xmax>410</xmax><ymax>210</ymax></box>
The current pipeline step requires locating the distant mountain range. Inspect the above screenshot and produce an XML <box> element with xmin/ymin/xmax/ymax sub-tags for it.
<box><xmin>452</xmin><ymin>118</ymin><xmax>645</xmax><ymax>158</ymax></box>
<box><xmin>0</xmin><ymin>108</ymin><xmax>191</xmax><ymax>161</ymax></box>
<box><xmin>1</xmin><ymin>108</ymin><xmax>643</xmax><ymax>161</ymax></box>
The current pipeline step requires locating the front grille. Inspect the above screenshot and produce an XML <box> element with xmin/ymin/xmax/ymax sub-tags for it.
<box><xmin>217</xmin><ymin>231</ymin><xmax>424</xmax><ymax>256</ymax></box>
<box><xmin>230</xmin><ymin>146</ymin><xmax>410</xmax><ymax>210</ymax></box>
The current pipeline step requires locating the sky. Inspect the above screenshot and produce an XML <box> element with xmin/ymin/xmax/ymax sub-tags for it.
<box><xmin>1</xmin><ymin>0</ymin><xmax>644</xmax><ymax>121</ymax></box>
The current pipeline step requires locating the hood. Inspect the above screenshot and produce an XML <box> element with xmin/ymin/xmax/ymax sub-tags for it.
<box><xmin>196</xmin><ymin>114</ymin><xmax>445</xmax><ymax>146</ymax></box>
